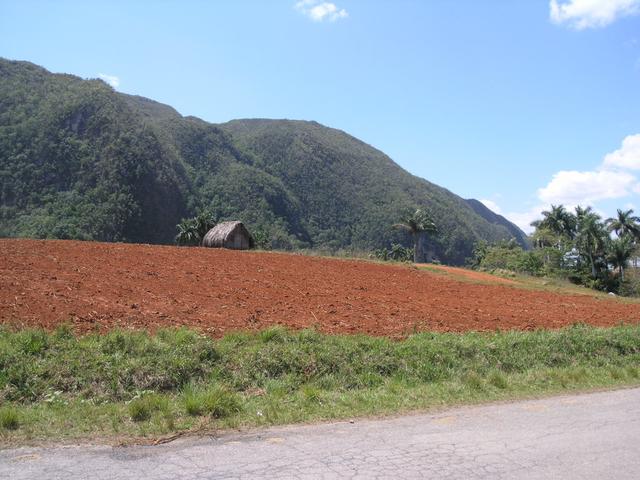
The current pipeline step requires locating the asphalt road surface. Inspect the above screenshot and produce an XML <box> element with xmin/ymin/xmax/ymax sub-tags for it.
<box><xmin>2</xmin><ymin>388</ymin><xmax>639</xmax><ymax>479</ymax></box>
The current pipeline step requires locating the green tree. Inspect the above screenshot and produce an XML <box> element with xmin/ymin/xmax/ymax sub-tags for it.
<box><xmin>175</xmin><ymin>218</ymin><xmax>199</xmax><ymax>246</ymax></box>
<box><xmin>606</xmin><ymin>209</ymin><xmax>640</xmax><ymax>269</ymax></box>
<box><xmin>531</xmin><ymin>205</ymin><xmax>577</xmax><ymax>269</ymax></box>
<box><xmin>574</xmin><ymin>205</ymin><xmax>594</xmax><ymax>233</ymax></box>
<box><xmin>470</xmin><ymin>240</ymin><xmax>489</xmax><ymax>268</ymax></box>
<box><xmin>252</xmin><ymin>228</ymin><xmax>272</xmax><ymax>250</ymax></box>
<box><xmin>540</xmin><ymin>205</ymin><xmax>577</xmax><ymax>238</ymax></box>
<box><xmin>607</xmin><ymin>236</ymin><xmax>634</xmax><ymax>281</ymax></box>
<box><xmin>393</xmin><ymin>209</ymin><xmax>437</xmax><ymax>263</ymax></box>
<box><xmin>194</xmin><ymin>211</ymin><xmax>217</xmax><ymax>241</ymax></box>
<box><xmin>575</xmin><ymin>211</ymin><xmax>608</xmax><ymax>279</ymax></box>
<box><xmin>606</xmin><ymin>208</ymin><xmax>640</xmax><ymax>239</ymax></box>
<box><xmin>175</xmin><ymin>211</ymin><xmax>217</xmax><ymax>246</ymax></box>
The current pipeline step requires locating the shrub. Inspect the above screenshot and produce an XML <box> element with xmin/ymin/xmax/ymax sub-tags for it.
<box><xmin>19</xmin><ymin>330</ymin><xmax>49</xmax><ymax>355</ymax></box>
<box><xmin>0</xmin><ymin>407</ymin><xmax>20</xmax><ymax>430</ymax></box>
<box><xmin>488</xmin><ymin>371</ymin><xmax>508</xmax><ymax>389</ymax></box>
<box><xmin>252</xmin><ymin>228</ymin><xmax>272</xmax><ymax>250</ymax></box>
<box><xmin>463</xmin><ymin>372</ymin><xmax>484</xmax><ymax>391</ymax></box>
<box><xmin>374</xmin><ymin>243</ymin><xmax>412</xmax><ymax>262</ymax></box>
<box><xmin>183</xmin><ymin>386</ymin><xmax>241</xmax><ymax>418</ymax></box>
<box><xmin>128</xmin><ymin>394</ymin><xmax>169</xmax><ymax>422</ymax></box>
<box><xmin>473</xmin><ymin>241</ymin><xmax>544</xmax><ymax>276</ymax></box>
<box><xmin>0</xmin><ymin>328</ymin><xmax>219</xmax><ymax>403</ymax></box>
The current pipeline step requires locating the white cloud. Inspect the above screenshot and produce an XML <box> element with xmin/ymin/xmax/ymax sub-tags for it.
<box><xmin>504</xmin><ymin>206</ymin><xmax>548</xmax><ymax>234</ymax></box>
<box><xmin>603</xmin><ymin>134</ymin><xmax>640</xmax><ymax>170</ymax></box>
<box><xmin>537</xmin><ymin>169</ymin><xmax>637</xmax><ymax>205</ymax></box>
<box><xmin>98</xmin><ymin>73</ymin><xmax>120</xmax><ymax>88</ymax></box>
<box><xmin>550</xmin><ymin>0</ymin><xmax>640</xmax><ymax>29</ymax></box>
<box><xmin>475</xmin><ymin>199</ymin><xmax>543</xmax><ymax>234</ymax></box>
<box><xmin>295</xmin><ymin>1</ymin><xmax>348</xmax><ymax>22</ymax></box>
<box><xmin>497</xmin><ymin>133</ymin><xmax>640</xmax><ymax>234</ymax></box>
<box><xmin>479</xmin><ymin>199</ymin><xmax>503</xmax><ymax>214</ymax></box>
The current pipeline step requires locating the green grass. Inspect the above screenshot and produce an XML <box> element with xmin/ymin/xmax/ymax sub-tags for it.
<box><xmin>416</xmin><ymin>264</ymin><xmax>640</xmax><ymax>302</ymax></box>
<box><xmin>128</xmin><ymin>394</ymin><xmax>169</xmax><ymax>422</ymax></box>
<box><xmin>0</xmin><ymin>407</ymin><xmax>20</xmax><ymax>431</ymax></box>
<box><xmin>0</xmin><ymin>323</ymin><xmax>639</xmax><ymax>444</ymax></box>
<box><xmin>182</xmin><ymin>385</ymin><xmax>241</xmax><ymax>418</ymax></box>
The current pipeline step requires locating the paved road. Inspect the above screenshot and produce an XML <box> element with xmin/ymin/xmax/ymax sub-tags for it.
<box><xmin>2</xmin><ymin>388</ymin><xmax>639</xmax><ymax>479</ymax></box>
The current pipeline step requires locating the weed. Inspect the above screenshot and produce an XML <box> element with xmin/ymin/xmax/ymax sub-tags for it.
<box><xmin>567</xmin><ymin>367</ymin><xmax>588</xmax><ymax>383</ymax></box>
<box><xmin>259</xmin><ymin>326</ymin><xmax>288</xmax><ymax>344</ymax></box>
<box><xmin>1</xmin><ymin>325</ymin><xmax>640</xmax><ymax>441</ymax></box>
<box><xmin>128</xmin><ymin>394</ymin><xmax>169</xmax><ymax>422</ymax></box>
<box><xmin>183</xmin><ymin>386</ymin><xmax>240</xmax><ymax>418</ymax></box>
<box><xmin>0</xmin><ymin>407</ymin><xmax>20</xmax><ymax>430</ymax></box>
<box><xmin>463</xmin><ymin>372</ymin><xmax>484</xmax><ymax>391</ymax></box>
<box><xmin>609</xmin><ymin>367</ymin><xmax>625</xmax><ymax>380</ymax></box>
<box><xmin>20</xmin><ymin>330</ymin><xmax>48</xmax><ymax>355</ymax></box>
<box><xmin>488</xmin><ymin>371</ymin><xmax>508</xmax><ymax>389</ymax></box>
<box><xmin>301</xmin><ymin>385</ymin><xmax>322</xmax><ymax>403</ymax></box>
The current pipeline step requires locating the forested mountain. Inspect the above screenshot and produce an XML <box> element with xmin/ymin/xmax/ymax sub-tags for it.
<box><xmin>464</xmin><ymin>199</ymin><xmax>529</xmax><ymax>248</ymax></box>
<box><xmin>0</xmin><ymin>58</ymin><xmax>527</xmax><ymax>264</ymax></box>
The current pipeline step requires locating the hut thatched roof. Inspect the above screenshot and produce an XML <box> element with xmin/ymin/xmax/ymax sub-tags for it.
<box><xmin>202</xmin><ymin>221</ymin><xmax>253</xmax><ymax>249</ymax></box>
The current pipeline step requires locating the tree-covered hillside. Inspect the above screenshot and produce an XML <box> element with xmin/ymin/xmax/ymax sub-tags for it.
<box><xmin>465</xmin><ymin>199</ymin><xmax>529</xmax><ymax>248</ymax></box>
<box><xmin>0</xmin><ymin>58</ymin><xmax>527</xmax><ymax>264</ymax></box>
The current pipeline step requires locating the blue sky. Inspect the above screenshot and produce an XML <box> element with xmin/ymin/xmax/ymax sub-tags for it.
<box><xmin>2</xmin><ymin>0</ymin><xmax>640</xmax><ymax>232</ymax></box>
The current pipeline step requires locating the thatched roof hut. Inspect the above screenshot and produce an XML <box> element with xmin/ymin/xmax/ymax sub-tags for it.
<box><xmin>202</xmin><ymin>221</ymin><xmax>253</xmax><ymax>250</ymax></box>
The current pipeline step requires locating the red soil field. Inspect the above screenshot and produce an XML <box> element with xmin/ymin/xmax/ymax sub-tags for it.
<box><xmin>2</xmin><ymin>239</ymin><xmax>639</xmax><ymax>337</ymax></box>
<box><xmin>415</xmin><ymin>264</ymin><xmax>519</xmax><ymax>285</ymax></box>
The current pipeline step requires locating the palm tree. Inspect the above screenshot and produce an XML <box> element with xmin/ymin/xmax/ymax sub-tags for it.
<box><xmin>574</xmin><ymin>205</ymin><xmax>593</xmax><ymax>226</ymax></box>
<box><xmin>393</xmin><ymin>209</ymin><xmax>437</xmax><ymax>263</ymax></box>
<box><xmin>573</xmin><ymin>206</ymin><xmax>594</xmax><ymax>269</ymax></box>
<box><xmin>175</xmin><ymin>219</ymin><xmax>199</xmax><ymax>246</ymax></box>
<box><xmin>529</xmin><ymin>225</ymin><xmax>557</xmax><ymax>266</ymax></box>
<box><xmin>532</xmin><ymin>205</ymin><xmax>577</xmax><ymax>269</ymax></box>
<box><xmin>606</xmin><ymin>208</ymin><xmax>640</xmax><ymax>238</ymax></box>
<box><xmin>539</xmin><ymin>204</ymin><xmax>577</xmax><ymax>241</ymax></box>
<box><xmin>530</xmin><ymin>224</ymin><xmax>555</xmax><ymax>249</ymax></box>
<box><xmin>606</xmin><ymin>209</ymin><xmax>640</xmax><ymax>268</ymax></box>
<box><xmin>575</xmin><ymin>211</ymin><xmax>607</xmax><ymax>278</ymax></box>
<box><xmin>194</xmin><ymin>211</ymin><xmax>217</xmax><ymax>241</ymax></box>
<box><xmin>175</xmin><ymin>210</ymin><xmax>217</xmax><ymax>247</ymax></box>
<box><xmin>607</xmin><ymin>236</ymin><xmax>634</xmax><ymax>281</ymax></box>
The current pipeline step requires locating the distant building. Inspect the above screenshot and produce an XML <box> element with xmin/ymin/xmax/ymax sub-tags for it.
<box><xmin>202</xmin><ymin>221</ymin><xmax>254</xmax><ymax>250</ymax></box>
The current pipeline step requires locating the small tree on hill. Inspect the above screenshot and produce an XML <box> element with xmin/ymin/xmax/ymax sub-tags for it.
<box><xmin>393</xmin><ymin>209</ymin><xmax>437</xmax><ymax>263</ymax></box>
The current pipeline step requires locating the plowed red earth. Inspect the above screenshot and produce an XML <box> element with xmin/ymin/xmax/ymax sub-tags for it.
<box><xmin>415</xmin><ymin>264</ymin><xmax>519</xmax><ymax>285</ymax></box>
<box><xmin>2</xmin><ymin>239</ymin><xmax>639</xmax><ymax>337</ymax></box>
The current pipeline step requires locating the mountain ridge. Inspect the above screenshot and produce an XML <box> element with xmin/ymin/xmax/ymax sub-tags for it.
<box><xmin>0</xmin><ymin>58</ymin><xmax>527</xmax><ymax>264</ymax></box>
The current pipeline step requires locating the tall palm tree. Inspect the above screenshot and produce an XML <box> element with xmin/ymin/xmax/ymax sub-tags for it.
<box><xmin>530</xmin><ymin>224</ymin><xmax>555</xmax><ymax>249</ymax></box>
<box><xmin>575</xmin><ymin>211</ymin><xmax>607</xmax><ymax>278</ymax></box>
<box><xmin>393</xmin><ymin>209</ymin><xmax>437</xmax><ymax>263</ymax></box>
<box><xmin>606</xmin><ymin>208</ymin><xmax>640</xmax><ymax>238</ymax></box>
<box><xmin>533</xmin><ymin>205</ymin><xmax>577</xmax><ymax>268</ymax></box>
<box><xmin>539</xmin><ymin>204</ymin><xmax>577</xmax><ymax>241</ymax></box>
<box><xmin>607</xmin><ymin>236</ymin><xmax>634</xmax><ymax>281</ymax></box>
<box><xmin>573</xmin><ymin>206</ymin><xmax>594</xmax><ymax>269</ymax></box>
<box><xmin>606</xmin><ymin>209</ymin><xmax>640</xmax><ymax>268</ymax></box>
<box><xmin>574</xmin><ymin>205</ymin><xmax>593</xmax><ymax>227</ymax></box>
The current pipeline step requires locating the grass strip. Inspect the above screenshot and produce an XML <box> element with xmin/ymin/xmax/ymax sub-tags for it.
<box><xmin>1</xmin><ymin>323</ymin><xmax>639</xmax><ymax>443</ymax></box>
